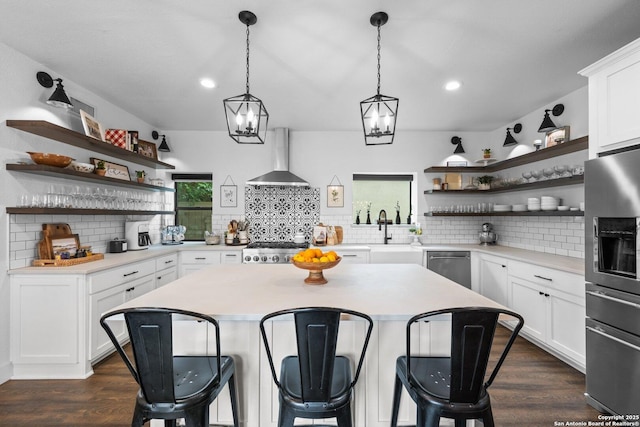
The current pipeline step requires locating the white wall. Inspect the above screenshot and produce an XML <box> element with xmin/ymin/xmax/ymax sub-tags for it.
<box><xmin>0</xmin><ymin>42</ymin><xmax>158</xmax><ymax>384</ymax></box>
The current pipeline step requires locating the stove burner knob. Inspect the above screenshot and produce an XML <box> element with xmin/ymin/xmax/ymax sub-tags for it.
<box><xmin>284</xmin><ymin>255</ymin><xmax>291</xmax><ymax>263</ymax></box>
<box><xmin>253</xmin><ymin>255</ymin><xmax>260</xmax><ymax>262</ymax></box>
<box><xmin>244</xmin><ymin>255</ymin><xmax>252</xmax><ymax>262</ymax></box>
<box><xmin>261</xmin><ymin>255</ymin><xmax>268</xmax><ymax>262</ymax></box>
<box><xmin>272</xmin><ymin>255</ymin><xmax>280</xmax><ymax>263</ymax></box>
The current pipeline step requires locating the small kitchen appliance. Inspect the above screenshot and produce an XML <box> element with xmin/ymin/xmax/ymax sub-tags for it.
<box><xmin>108</xmin><ymin>238</ymin><xmax>127</xmax><ymax>253</ymax></box>
<box><xmin>243</xmin><ymin>241</ymin><xmax>309</xmax><ymax>264</ymax></box>
<box><xmin>125</xmin><ymin>221</ymin><xmax>151</xmax><ymax>250</ymax></box>
<box><xmin>479</xmin><ymin>222</ymin><xmax>498</xmax><ymax>245</ymax></box>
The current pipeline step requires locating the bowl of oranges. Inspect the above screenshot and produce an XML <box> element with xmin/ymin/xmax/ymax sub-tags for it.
<box><xmin>291</xmin><ymin>248</ymin><xmax>341</xmax><ymax>285</ymax></box>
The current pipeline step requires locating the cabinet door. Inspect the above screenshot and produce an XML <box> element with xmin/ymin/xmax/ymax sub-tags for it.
<box><xmin>156</xmin><ymin>267</ymin><xmax>178</xmax><ymax>288</ymax></box>
<box><xmin>339</xmin><ymin>250</ymin><xmax>369</xmax><ymax>264</ymax></box>
<box><xmin>220</xmin><ymin>251</ymin><xmax>242</xmax><ymax>264</ymax></box>
<box><xmin>126</xmin><ymin>274</ymin><xmax>156</xmax><ymax>300</ymax></box>
<box><xmin>547</xmin><ymin>289</ymin><xmax>586</xmax><ymax>366</ymax></box>
<box><xmin>180</xmin><ymin>251</ymin><xmax>221</xmax><ymax>277</ymax></box>
<box><xmin>478</xmin><ymin>255</ymin><xmax>508</xmax><ymax>306</ymax></box>
<box><xmin>509</xmin><ymin>277</ymin><xmax>546</xmax><ymax>342</ymax></box>
<box><xmin>90</xmin><ymin>284</ymin><xmax>127</xmax><ymax>361</ymax></box>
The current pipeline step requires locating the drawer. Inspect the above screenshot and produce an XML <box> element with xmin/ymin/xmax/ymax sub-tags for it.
<box><xmin>508</xmin><ymin>260</ymin><xmax>584</xmax><ymax>297</ymax></box>
<box><xmin>89</xmin><ymin>259</ymin><xmax>156</xmax><ymax>295</ymax></box>
<box><xmin>180</xmin><ymin>251</ymin><xmax>221</xmax><ymax>265</ymax></box>
<box><xmin>155</xmin><ymin>253</ymin><xmax>178</xmax><ymax>271</ymax></box>
<box><xmin>220</xmin><ymin>250</ymin><xmax>242</xmax><ymax>264</ymax></box>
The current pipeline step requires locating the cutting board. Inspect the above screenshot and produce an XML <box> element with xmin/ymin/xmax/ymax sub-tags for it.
<box><xmin>38</xmin><ymin>223</ymin><xmax>73</xmax><ymax>260</ymax></box>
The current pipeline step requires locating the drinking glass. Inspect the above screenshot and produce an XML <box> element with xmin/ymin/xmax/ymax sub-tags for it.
<box><xmin>522</xmin><ymin>171</ymin><xmax>532</xmax><ymax>183</ymax></box>
<box><xmin>542</xmin><ymin>168</ymin><xmax>555</xmax><ymax>180</ymax></box>
<box><xmin>530</xmin><ymin>170</ymin><xmax>542</xmax><ymax>181</ymax></box>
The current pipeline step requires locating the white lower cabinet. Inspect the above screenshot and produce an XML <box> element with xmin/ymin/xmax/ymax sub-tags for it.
<box><xmin>477</xmin><ymin>254</ymin><xmax>509</xmax><ymax>306</ymax></box>
<box><xmin>179</xmin><ymin>251</ymin><xmax>221</xmax><ymax>277</ymax></box>
<box><xmin>220</xmin><ymin>250</ymin><xmax>242</xmax><ymax>264</ymax></box>
<box><xmin>338</xmin><ymin>249</ymin><xmax>370</xmax><ymax>264</ymax></box>
<box><xmin>508</xmin><ymin>260</ymin><xmax>586</xmax><ymax>371</ymax></box>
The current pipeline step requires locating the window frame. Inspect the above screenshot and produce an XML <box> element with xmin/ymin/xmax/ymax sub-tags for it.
<box><xmin>172</xmin><ymin>173</ymin><xmax>213</xmax><ymax>242</ymax></box>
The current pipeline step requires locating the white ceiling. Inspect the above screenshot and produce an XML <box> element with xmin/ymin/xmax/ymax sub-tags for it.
<box><xmin>2</xmin><ymin>0</ymin><xmax>640</xmax><ymax>132</ymax></box>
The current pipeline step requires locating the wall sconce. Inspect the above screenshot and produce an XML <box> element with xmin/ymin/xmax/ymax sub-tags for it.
<box><xmin>503</xmin><ymin>123</ymin><xmax>522</xmax><ymax>146</ymax></box>
<box><xmin>533</xmin><ymin>139</ymin><xmax>543</xmax><ymax>151</ymax></box>
<box><xmin>451</xmin><ymin>136</ymin><xmax>465</xmax><ymax>154</ymax></box>
<box><xmin>152</xmin><ymin>131</ymin><xmax>170</xmax><ymax>152</ymax></box>
<box><xmin>537</xmin><ymin>104</ymin><xmax>564</xmax><ymax>133</ymax></box>
<box><xmin>36</xmin><ymin>71</ymin><xmax>73</xmax><ymax>109</ymax></box>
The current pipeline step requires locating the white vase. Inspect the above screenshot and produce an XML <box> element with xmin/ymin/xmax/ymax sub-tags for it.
<box><xmin>238</xmin><ymin>230</ymin><xmax>248</xmax><ymax>244</ymax></box>
<box><xmin>478</xmin><ymin>183</ymin><xmax>490</xmax><ymax>190</ymax></box>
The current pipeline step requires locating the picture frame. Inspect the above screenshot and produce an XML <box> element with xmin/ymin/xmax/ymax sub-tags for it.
<box><xmin>446</xmin><ymin>161</ymin><xmax>468</xmax><ymax>167</ymax></box>
<box><xmin>545</xmin><ymin>126</ymin><xmax>570</xmax><ymax>148</ymax></box>
<box><xmin>220</xmin><ymin>185</ymin><xmax>237</xmax><ymax>207</ymax></box>
<box><xmin>327</xmin><ymin>185</ymin><xmax>344</xmax><ymax>207</ymax></box>
<box><xmin>49</xmin><ymin>234</ymin><xmax>80</xmax><ymax>258</ymax></box>
<box><xmin>90</xmin><ymin>157</ymin><xmax>131</xmax><ymax>181</ymax></box>
<box><xmin>137</xmin><ymin>139</ymin><xmax>158</xmax><ymax>160</ymax></box>
<box><xmin>80</xmin><ymin>110</ymin><xmax>105</xmax><ymax>141</ymax></box>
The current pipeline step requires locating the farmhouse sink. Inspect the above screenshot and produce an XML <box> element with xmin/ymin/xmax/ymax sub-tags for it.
<box><xmin>368</xmin><ymin>245</ymin><xmax>423</xmax><ymax>265</ymax></box>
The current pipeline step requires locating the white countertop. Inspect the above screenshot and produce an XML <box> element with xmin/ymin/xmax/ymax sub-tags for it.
<box><xmin>114</xmin><ymin>263</ymin><xmax>504</xmax><ymax>320</ymax></box>
<box><xmin>8</xmin><ymin>242</ymin><xmax>585</xmax><ymax>276</ymax></box>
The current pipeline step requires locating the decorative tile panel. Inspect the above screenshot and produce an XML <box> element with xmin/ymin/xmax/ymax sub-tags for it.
<box><xmin>245</xmin><ymin>186</ymin><xmax>320</xmax><ymax>242</ymax></box>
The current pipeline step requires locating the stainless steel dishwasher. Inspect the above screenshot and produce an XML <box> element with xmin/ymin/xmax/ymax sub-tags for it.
<box><xmin>426</xmin><ymin>251</ymin><xmax>471</xmax><ymax>288</ymax></box>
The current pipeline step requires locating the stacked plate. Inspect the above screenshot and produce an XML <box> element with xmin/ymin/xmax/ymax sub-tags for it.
<box><xmin>541</xmin><ymin>196</ymin><xmax>559</xmax><ymax>211</ymax></box>
<box><xmin>513</xmin><ymin>204</ymin><xmax>528</xmax><ymax>212</ymax></box>
<box><xmin>493</xmin><ymin>204</ymin><xmax>512</xmax><ymax>212</ymax></box>
<box><xmin>528</xmin><ymin>198</ymin><xmax>541</xmax><ymax>211</ymax></box>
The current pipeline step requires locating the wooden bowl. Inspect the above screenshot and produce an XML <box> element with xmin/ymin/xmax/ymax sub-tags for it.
<box><xmin>27</xmin><ymin>152</ymin><xmax>74</xmax><ymax>168</ymax></box>
<box><xmin>291</xmin><ymin>257</ymin><xmax>341</xmax><ymax>285</ymax></box>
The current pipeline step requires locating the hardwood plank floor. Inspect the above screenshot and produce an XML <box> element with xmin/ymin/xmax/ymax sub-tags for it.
<box><xmin>0</xmin><ymin>327</ymin><xmax>602</xmax><ymax>426</ymax></box>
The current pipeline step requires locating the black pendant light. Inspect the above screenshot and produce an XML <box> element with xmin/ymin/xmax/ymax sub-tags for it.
<box><xmin>503</xmin><ymin>123</ymin><xmax>522</xmax><ymax>146</ymax></box>
<box><xmin>223</xmin><ymin>11</ymin><xmax>269</xmax><ymax>144</ymax></box>
<box><xmin>360</xmin><ymin>12</ymin><xmax>398</xmax><ymax>146</ymax></box>
<box><xmin>537</xmin><ymin>104</ymin><xmax>564</xmax><ymax>133</ymax></box>
<box><xmin>451</xmin><ymin>136</ymin><xmax>465</xmax><ymax>154</ymax></box>
<box><xmin>36</xmin><ymin>71</ymin><xmax>73</xmax><ymax>109</ymax></box>
<box><xmin>152</xmin><ymin>131</ymin><xmax>170</xmax><ymax>152</ymax></box>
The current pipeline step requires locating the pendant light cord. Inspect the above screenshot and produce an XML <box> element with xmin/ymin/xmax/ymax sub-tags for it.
<box><xmin>376</xmin><ymin>22</ymin><xmax>381</xmax><ymax>96</ymax></box>
<box><xmin>245</xmin><ymin>23</ymin><xmax>251</xmax><ymax>94</ymax></box>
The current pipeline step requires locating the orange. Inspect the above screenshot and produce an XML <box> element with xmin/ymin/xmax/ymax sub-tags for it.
<box><xmin>320</xmin><ymin>256</ymin><xmax>329</xmax><ymax>262</ymax></box>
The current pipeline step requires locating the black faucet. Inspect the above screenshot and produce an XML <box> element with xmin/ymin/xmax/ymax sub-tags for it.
<box><xmin>378</xmin><ymin>209</ymin><xmax>392</xmax><ymax>244</ymax></box>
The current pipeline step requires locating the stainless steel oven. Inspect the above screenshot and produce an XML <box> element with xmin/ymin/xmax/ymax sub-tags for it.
<box><xmin>585</xmin><ymin>147</ymin><xmax>640</xmax><ymax>414</ymax></box>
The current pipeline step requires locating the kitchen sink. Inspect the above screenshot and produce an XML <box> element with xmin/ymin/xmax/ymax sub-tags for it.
<box><xmin>368</xmin><ymin>245</ymin><xmax>423</xmax><ymax>264</ymax></box>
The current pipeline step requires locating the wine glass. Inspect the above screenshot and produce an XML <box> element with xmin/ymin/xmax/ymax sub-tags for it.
<box><xmin>522</xmin><ymin>171</ymin><xmax>532</xmax><ymax>183</ymax></box>
<box><xmin>542</xmin><ymin>168</ymin><xmax>555</xmax><ymax>180</ymax></box>
<box><xmin>530</xmin><ymin>170</ymin><xmax>542</xmax><ymax>181</ymax></box>
<box><xmin>554</xmin><ymin>165</ymin><xmax>568</xmax><ymax>178</ymax></box>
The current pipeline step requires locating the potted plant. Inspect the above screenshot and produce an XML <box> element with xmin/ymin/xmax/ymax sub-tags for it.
<box><xmin>95</xmin><ymin>160</ymin><xmax>106</xmax><ymax>176</ymax></box>
<box><xmin>477</xmin><ymin>175</ymin><xmax>494</xmax><ymax>190</ymax></box>
<box><xmin>482</xmin><ymin>148</ymin><xmax>492</xmax><ymax>159</ymax></box>
<box><xmin>135</xmin><ymin>170</ymin><xmax>146</xmax><ymax>183</ymax></box>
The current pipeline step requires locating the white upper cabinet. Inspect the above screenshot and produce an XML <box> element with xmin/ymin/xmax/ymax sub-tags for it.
<box><xmin>580</xmin><ymin>38</ymin><xmax>640</xmax><ymax>157</ymax></box>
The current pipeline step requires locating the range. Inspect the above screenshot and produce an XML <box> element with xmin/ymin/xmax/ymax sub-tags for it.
<box><xmin>243</xmin><ymin>241</ymin><xmax>309</xmax><ymax>264</ymax></box>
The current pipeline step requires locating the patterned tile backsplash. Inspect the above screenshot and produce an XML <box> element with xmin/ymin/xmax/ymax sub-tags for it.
<box><xmin>245</xmin><ymin>186</ymin><xmax>320</xmax><ymax>242</ymax></box>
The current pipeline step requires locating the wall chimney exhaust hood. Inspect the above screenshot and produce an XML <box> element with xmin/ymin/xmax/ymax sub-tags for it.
<box><xmin>246</xmin><ymin>128</ymin><xmax>310</xmax><ymax>187</ymax></box>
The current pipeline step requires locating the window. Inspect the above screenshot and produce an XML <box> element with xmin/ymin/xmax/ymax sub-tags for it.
<box><xmin>352</xmin><ymin>173</ymin><xmax>416</xmax><ymax>225</ymax></box>
<box><xmin>173</xmin><ymin>174</ymin><xmax>213</xmax><ymax>241</ymax></box>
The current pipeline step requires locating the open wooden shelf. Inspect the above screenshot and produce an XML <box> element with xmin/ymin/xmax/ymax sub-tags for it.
<box><xmin>6</xmin><ymin>164</ymin><xmax>175</xmax><ymax>192</ymax></box>
<box><xmin>424</xmin><ymin>175</ymin><xmax>584</xmax><ymax>194</ymax></box>
<box><xmin>424</xmin><ymin>211</ymin><xmax>584</xmax><ymax>217</ymax></box>
<box><xmin>424</xmin><ymin>136</ymin><xmax>588</xmax><ymax>173</ymax></box>
<box><xmin>6</xmin><ymin>120</ymin><xmax>175</xmax><ymax>170</ymax></box>
<box><xmin>6</xmin><ymin>207</ymin><xmax>174</xmax><ymax>215</ymax></box>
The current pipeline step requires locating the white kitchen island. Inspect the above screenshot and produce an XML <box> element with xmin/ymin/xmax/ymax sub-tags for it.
<box><xmin>113</xmin><ymin>263</ymin><xmax>504</xmax><ymax>427</ymax></box>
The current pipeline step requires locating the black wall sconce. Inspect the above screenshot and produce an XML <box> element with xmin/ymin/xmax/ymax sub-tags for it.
<box><xmin>36</xmin><ymin>71</ymin><xmax>73</xmax><ymax>109</ymax></box>
<box><xmin>537</xmin><ymin>104</ymin><xmax>564</xmax><ymax>133</ymax></box>
<box><xmin>451</xmin><ymin>136</ymin><xmax>465</xmax><ymax>154</ymax></box>
<box><xmin>503</xmin><ymin>123</ymin><xmax>522</xmax><ymax>146</ymax></box>
<box><xmin>152</xmin><ymin>131</ymin><xmax>170</xmax><ymax>152</ymax></box>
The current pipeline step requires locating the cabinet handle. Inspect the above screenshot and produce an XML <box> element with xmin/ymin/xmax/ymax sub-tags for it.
<box><xmin>342</xmin><ymin>254</ymin><xmax>357</xmax><ymax>257</ymax></box>
<box><xmin>586</xmin><ymin>326</ymin><xmax>640</xmax><ymax>352</ymax></box>
<box><xmin>125</xmin><ymin>287</ymin><xmax>135</xmax><ymax>292</ymax></box>
<box><xmin>164</xmin><ymin>260</ymin><xmax>174</xmax><ymax>264</ymax></box>
<box><xmin>225</xmin><ymin>254</ymin><xmax>237</xmax><ymax>257</ymax></box>
<box><xmin>195</xmin><ymin>257</ymin><xmax>207</xmax><ymax>260</ymax></box>
<box><xmin>538</xmin><ymin>291</ymin><xmax>550</xmax><ymax>297</ymax></box>
<box><xmin>123</xmin><ymin>271</ymin><xmax>139</xmax><ymax>277</ymax></box>
<box><xmin>157</xmin><ymin>276</ymin><xmax>162</xmax><ymax>280</ymax></box>
<box><xmin>534</xmin><ymin>274</ymin><xmax>552</xmax><ymax>281</ymax></box>
<box><xmin>586</xmin><ymin>290</ymin><xmax>640</xmax><ymax>309</ymax></box>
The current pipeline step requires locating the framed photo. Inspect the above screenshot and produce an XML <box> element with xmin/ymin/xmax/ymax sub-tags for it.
<box><xmin>545</xmin><ymin>126</ymin><xmax>570</xmax><ymax>148</ymax></box>
<box><xmin>49</xmin><ymin>234</ymin><xmax>80</xmax><ymax>258</ymax></box>
<box><xmin>80</xmin><ymin>110</ymin><xmax>105</xmax><ymax>141</ymax></box>
<box><xmin>446</xmin><ymin>161</ymin><xmax>468</xmax><ymax>167</ymax></box>
<box><xmin>90</xmin><ymin>157</ymin><xmax>131</xmax><ymax>181</ymax></box>
<box><xmin>137</xmin><ymin>140</ymin><xmax>158</xmax><ymax>159</ymax></box>
<box><xmin>327</xmin><ymin>185</ymin><xmax>344</xmax><ymax>207</ymax></box>
<box><xmin>220</xmin><ymin>185</ymin><xmax>237</xmax><ymax>207</ymax></box>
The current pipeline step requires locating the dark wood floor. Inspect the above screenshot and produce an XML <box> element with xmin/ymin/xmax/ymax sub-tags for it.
<box><xmin>0</xmin><ymin>327</ymin><xmax>602</xmax><ymax>426</ymax></box>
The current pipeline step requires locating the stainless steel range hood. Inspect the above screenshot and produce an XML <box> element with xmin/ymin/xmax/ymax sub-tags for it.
<box><xmin>246</xmin><ymin>128</ymin><xmax>309</xmax><ymax>187</ymax></box>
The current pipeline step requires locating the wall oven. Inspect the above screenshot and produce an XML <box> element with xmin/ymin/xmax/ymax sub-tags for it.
<box><xmin>585</xmin><ymin>147</ymin><xmax>640</xmax><ymax>414</ymax></box>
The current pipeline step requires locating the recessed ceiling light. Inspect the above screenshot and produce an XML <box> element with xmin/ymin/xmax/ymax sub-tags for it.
<box><xmin>444</xmin><ymin>80</ymin><xmax>462</xmax><ymax>91</ymax></box>
<box><xmin>200</xmin><ymin>78</ymin><xmax>216</xmax><ymax>89</ymax></box>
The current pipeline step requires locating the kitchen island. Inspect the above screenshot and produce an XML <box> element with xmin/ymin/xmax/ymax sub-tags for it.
<box><xmin>113</xmin><ymin>263</ymin><xmax>504</xmax><ymax>427</ymax></box>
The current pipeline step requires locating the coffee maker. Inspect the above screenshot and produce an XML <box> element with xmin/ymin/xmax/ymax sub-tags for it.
<box><xmin>125</xmin><ymin>221</ymin><xmax>151</xmax><ymax>250</ymax></box>
<box><xmin>479</xmin><ymin>222</ymin><xmax>498</xmax><ymax>245</ymax></box>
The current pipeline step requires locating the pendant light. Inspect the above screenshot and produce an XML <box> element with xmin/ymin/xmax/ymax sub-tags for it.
<box><xmin>36</xmin><ymin>71</ymin><xmax>73</xmax><ymax>109</ymax></box>
<box><xmin>503</xmin><ymin>123</ymin><xmax>522</xmax><ymax>146</ymax></box>
<box><xmin>223</xmin><ymin>11</ymin><xmax>269</xmax><ymax>144</ymax></box>
<box><xmin>537</xmin><ymin>104</ymin><xmax>564</xmax><ymax>133</ymax></box>
<box><xmin>360</xmin><ymin>12</ymin><xmax>398</xmax><ymax>146</ymax></box>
